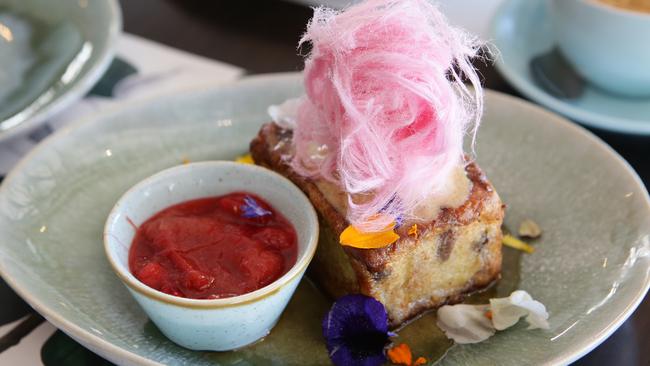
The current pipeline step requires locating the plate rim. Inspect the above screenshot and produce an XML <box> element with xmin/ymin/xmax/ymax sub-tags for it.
<box><xmin>0</xmin><ymin>72</ymin><xmax>648</xmax><ymax>365</ymax></box>
<box><xmin>0</xmin><ymin>0</ymin><xmax>123</xmax><ymax>143</ymax></box>
<box><xmin>490</xmin><ymin>0</ymin><xmax>650</xmax><ymax>136</ymax></box>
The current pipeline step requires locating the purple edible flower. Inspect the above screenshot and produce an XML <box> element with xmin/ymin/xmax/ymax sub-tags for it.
<box><xmin>380</xmin><ymin>196</ymin><xmax>403</xmax><ymax>228</ymax></box>
<box><xmin>322</xmin><ymin>295</ymin><xmax>391</xmax><ymax>366</ymax></box>
<box><xmin>394</xmin><ymin>215</ymin><xmax>404</xmax><ymax>229</ymax></box>
<box><xmin>240</xmin><ymin>196</ymin><xmax>272</xmax><ymax>218</ymax></box>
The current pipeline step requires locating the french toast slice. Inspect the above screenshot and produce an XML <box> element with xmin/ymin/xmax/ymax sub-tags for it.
<box><xmin>250</xmin><ymin>122</ymin><xmax>504</xmax><ymax>326</ymax></box>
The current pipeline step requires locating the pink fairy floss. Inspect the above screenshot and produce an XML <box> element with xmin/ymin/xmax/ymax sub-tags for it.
<box><xmin>291</xmin><ymin>0</ymin><xmax>484</xmax><ymax>232</ymax></box>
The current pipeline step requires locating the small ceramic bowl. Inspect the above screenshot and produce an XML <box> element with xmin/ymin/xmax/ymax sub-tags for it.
<box><xmin>552</xmin><ymin>0</ymin><xmax>650</xmax><ymax>97</ymax></box>
<box><xmin>104</xmin><ymin>161</ymin><xmax>319</xmax><ymax>351</ymax></box>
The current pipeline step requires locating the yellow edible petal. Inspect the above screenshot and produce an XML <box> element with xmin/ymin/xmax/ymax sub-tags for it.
<box><xmin>408</xmin><ymin>224</ymin><xmax>418</xmax><ymax>239</ymax></box>
<box><xmin>502</xmin><ymin>234</ymin><xmax>535</xmax><ymax>254</ymax></box>
<box><xmin>339</xmin><ymin>223</ymin><xmax>399</xmax><ymax>249</ymax></box>
<box><xmin>235</xmin><ymin>153</ymin><xmax>254</xmax><ymax>164</ymax></box>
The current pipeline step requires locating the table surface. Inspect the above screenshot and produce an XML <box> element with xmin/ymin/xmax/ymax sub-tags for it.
<box><xmin>5</xmin><ymin>0</ymin><xmax>648</xmax><ymax>365</ymax></box>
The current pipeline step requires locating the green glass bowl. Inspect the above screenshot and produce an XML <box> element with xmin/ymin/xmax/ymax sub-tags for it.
<box><xmin>0</xmin><ymin>0</ymin><xmax>120</xmax><ymax>142</ymax></box>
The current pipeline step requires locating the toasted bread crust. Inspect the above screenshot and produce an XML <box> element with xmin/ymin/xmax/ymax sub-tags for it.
<box><xmin>250</xmin><ymin>122</ymin><xmax>504</xmax><ymax>325</ymax></box>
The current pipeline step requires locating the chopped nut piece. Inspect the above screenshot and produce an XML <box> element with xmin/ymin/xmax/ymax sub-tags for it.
<box><xmin>518</xmin><ymin>219</ymin><xmax>541</xmax><ymax>238</ymax></box>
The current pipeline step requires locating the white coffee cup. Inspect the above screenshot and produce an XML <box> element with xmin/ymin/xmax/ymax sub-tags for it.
<box><xmin>552</xmin><ymin>0</ymin><xmax>650</xmax><ymax>97</ymax></box>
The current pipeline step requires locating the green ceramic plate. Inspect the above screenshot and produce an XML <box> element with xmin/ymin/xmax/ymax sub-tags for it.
<box><xmin>0</xmin><ymin>73</ymin><xmax>648</xmax><ymax>365</ymax></box>
<box><xmin>0</xmin><ymin>0</ymin><xmax>120</xmax><ymax>142</ymax></box>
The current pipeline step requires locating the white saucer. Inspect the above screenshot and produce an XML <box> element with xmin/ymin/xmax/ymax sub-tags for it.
<box><xmin>491</xmin><ymin>0</ymin><xmax>650</xmax><ymax>135</ymax></box>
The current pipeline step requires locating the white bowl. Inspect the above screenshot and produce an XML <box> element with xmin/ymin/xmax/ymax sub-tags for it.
<box><xmin>552</xmin><ymin>0</ymin><xmax>650</xmax><ymax>97</ymax></box>
<box><xmin>103</xmin><ymin>161</ymin><xmax>319</xmax><ymax>351</ymax></box>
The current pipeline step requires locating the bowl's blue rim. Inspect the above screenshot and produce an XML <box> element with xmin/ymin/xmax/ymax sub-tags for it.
<box><xmin>0</xmin><ymin>72</ymin><xmax>647</xmax><ymax>366</ymax></box>
<box><xmin>490</xmin><ymin>0</ymin><xmax>650</xmax><ymax>136</ymax></box>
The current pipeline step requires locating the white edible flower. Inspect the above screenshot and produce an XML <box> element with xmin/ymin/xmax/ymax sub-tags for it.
<box><xmin>436</xmin><ymin>304</ymin><xmax>494</xmax><ymax>344</ymax></box>
<box><xmin>436</xmin><ymin>290</ymin><xmax>549</xmax><ymax>344</ymax></box>
<box><xmin>490</xmin><ymin>290</ymin><xmax>549</xmax><ymax>330</ymax></box>
<box><xmin>267</xmin><ymin>97</ymin><xmax>301</xmax><ymax>129</ymax></box>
